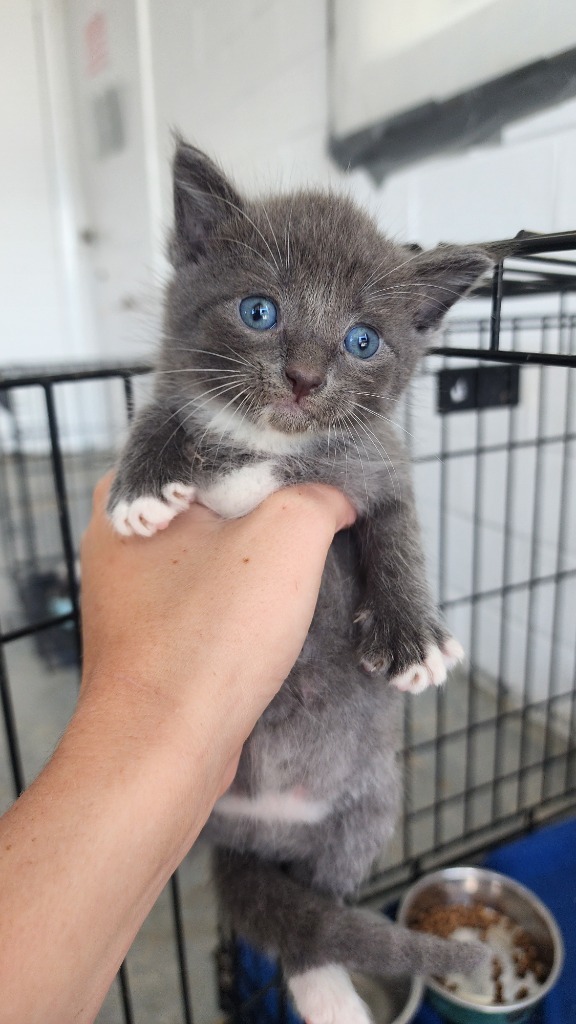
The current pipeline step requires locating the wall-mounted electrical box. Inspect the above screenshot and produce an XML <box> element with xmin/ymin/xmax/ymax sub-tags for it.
<box><xmin>437</xmin><ymin>365</ymin><xmax>520</xmax><ymax>414</ymax></box>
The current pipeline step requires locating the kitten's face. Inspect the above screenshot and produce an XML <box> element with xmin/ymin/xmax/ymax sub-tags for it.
<box><xmin>160</xmin><ymin>144</ymin><xmax>491</xmax><ymax>443</ymax></box>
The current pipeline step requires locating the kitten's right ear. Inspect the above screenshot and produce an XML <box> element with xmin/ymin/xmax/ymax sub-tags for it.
<box><xmin>169</xmin><ymin>139</ymin><xmax>243</xmax><ymax>266</ymax></box>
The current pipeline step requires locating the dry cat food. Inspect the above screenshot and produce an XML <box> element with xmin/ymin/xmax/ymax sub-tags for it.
<box><xmin>410</xmin><ymin>903</ymin><xmax>549</xmax><ymax>1005</ymax></box>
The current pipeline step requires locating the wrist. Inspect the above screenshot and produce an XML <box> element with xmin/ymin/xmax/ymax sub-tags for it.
<box><xmin>76</xmin><ymin>661</ymin><xmax>240</xmax><ymax>823</ymax></box>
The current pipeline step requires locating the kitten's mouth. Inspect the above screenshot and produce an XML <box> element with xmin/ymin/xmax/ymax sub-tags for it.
<box><xmin>264</xmin><ymin>398</ymin><xmax>316</xmax><ymax>433</ymax></box>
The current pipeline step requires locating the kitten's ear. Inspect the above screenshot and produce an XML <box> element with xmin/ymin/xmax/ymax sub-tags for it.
<box><xmin>409</xmin><ymin>246</ymin><xmax>493</xmax><ymax>332</ymax></box>
<box><xmin>170</xmin><ymin>138</ymin><xmax>243</xmax><ymax>266</ymax></box>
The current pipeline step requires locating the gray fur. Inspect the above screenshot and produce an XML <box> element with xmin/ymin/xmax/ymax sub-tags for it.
<box><xmin>214</xmin><ymin>850</ymin><xmax>486</xmax><ymax>978</ymax></box>
<box><xmin>109</xmin><ymin>143</ymin><xmax>492</xmax><ymax>990</ymax></box>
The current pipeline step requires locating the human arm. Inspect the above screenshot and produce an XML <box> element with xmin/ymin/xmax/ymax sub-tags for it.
<box><xmin>0</xmin><ymin>475</ymin><xmax>354</xmax><ymax>1024</ymax></box>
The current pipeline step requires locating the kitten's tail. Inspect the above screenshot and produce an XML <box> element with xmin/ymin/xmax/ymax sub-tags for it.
<box><xmin>213</xmin><ymin>847</ymin><xmax>487</xmax><ymax>980</ymax></box>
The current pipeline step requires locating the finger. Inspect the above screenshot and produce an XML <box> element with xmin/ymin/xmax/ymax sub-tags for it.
<box><xmin>257</xmin><ymin>484</ymin><xmax>356</xmax><ymax>536</ymax></box>
<box><xmin>298</xmin><ymin>483</ymin><xmax>357</xmax><ymax>531</ymax></box>
<box><xmin>92</xmin><ymin>470</ymin><xmax>116</xmax><ymax>514</ymax></box>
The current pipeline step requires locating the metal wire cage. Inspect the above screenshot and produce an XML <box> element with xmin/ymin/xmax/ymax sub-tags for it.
<box><xmin>0</xmin><ymin>230</ymin><xmax>575</xmax><ymax>1023</ymax></box>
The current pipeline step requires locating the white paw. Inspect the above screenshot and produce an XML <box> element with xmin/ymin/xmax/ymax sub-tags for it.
<box><xmin>390</xmin><ymin>638</ymin><xmax>464</xmax><ymax>694</ymax></box>
<box><xmin>288</xmin><ymin>965</ymin><xmax>373</xmax><ymax>1024</ymax></box>
<box><xmin>441</xmin><ymin>636</ymin><xmax>466</xmax><ymax>669</ymax></box>
<box><xmin>110</xmin><ymin>483</ymin><xmax>195</xmax><ymax>537</ymax></box>
<box><xmin>161</xmin><ymin>482</ymin><xmax>196</xmax><ymax>510</ymax></box>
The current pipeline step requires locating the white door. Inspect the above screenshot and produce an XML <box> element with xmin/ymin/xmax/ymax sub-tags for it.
<box><xmin>62</xmin><ymin>0</ymin><xmax>161</xmax><ymax>362</ymax></box>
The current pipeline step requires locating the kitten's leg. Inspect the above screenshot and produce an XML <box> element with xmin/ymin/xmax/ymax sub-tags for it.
<box><xmin>213</xmin><ymin>847</ymin><xmax>487</xmax><ymax>1024</ymax></box>
<box><xmin>353</xmin><ymin>493</ymin><xmax>463</xmax><ymax>690</ymax></box>
<box><xmin>107</xmin><ymin>402</ymin><xmax>196</xmax><ymax>536</ymax></box>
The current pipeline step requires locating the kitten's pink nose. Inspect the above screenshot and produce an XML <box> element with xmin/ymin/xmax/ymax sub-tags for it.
<box><xmin>285</xmin><ymin>367</ymin><xmax>324</xmax><ymax>402</ymax></box>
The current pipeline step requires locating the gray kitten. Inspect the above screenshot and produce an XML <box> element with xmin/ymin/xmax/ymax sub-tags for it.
<box><xmin>108</xmin><ymin>142</ymin><xmax>491</xmax><ymax>1024</ymax></box>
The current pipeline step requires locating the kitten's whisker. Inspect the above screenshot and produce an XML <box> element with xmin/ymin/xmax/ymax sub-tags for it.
<box><xmin>167</xmin><ymin>380</ymin><xmax>251</xmax><ymax>455</ymax></box>
<box><xmin>158</xmin><ymin>379</ymin><xmax>250</xmax><ymax>457</ymax></box>
<box><xmin>235</xmin><ymin>390</ymin><xmax>260</xmax><ymax>438</ymax></box>
<box><xmin>214</xmin><ymin>390</ymin><xmax>262</xmax><ymax>467</ymax></box>
<box><xmin>188</xmin><ymin>347</ymin><xmax>256</xmax><ymax>370</ymax></box>
<box><xmin>362</xmin><ymin>248</ymin><xmax>426</xmax><ymax>290</ymax></box>
<box><xmin>167</xmin><ymin>375</ymin><xmax>250</xmax><ymax>415</ymax></box>
<box><xmin>153</xmin><ymin>367</ymin><xmax>247</xmax><ymax>376</ymax></box>
<box><xmin>285</xmin><ymin>217</ymin><xmax>291</xmax><ymax>273</ymax></box>
<box><xmin>284</xmin><ymin>189</ymin><xmax>296</xmax><ymax>276</ymax></box>
<box><xmin>197</xmin><ymin>391</ymin><xmax>257</xmax><ymax>456</ymax></box>
<box><xmin>261</xmin><ymin>201</ymin><xmax>285</xmax><ymax>272</ymax></box>
<box><xmin>350</xmin><ymin>399</ymin><xmax>418</xmax><ymax>444</ymax></box>
<box><xmin>337</xmin><ymin>412</ymin><xmax>350</xmax><ymax>490</ymax></box>
<box><xmin>340</xmin><ymin>411</ymin><xmax>370</xmax><ymax>509</ymax></box>
<box><xmin>146</xmin><ymin>377</ymin><xmax>247</xmax><ymax>447</ymax></box>
<box><xmin>218</xmin><ymin>340</ymin><xmax>258</xmax><ymax>371</ymax></box>
<box><xmin>364</xmin><ymin>282</ymin><xmax>473</xmax><ymax>306</ymax></box>
<box><xmin>362</xmin><ymin>255</ymin><xmax>403</xmax><ymax>293</ymax></box>
<box><xmin>161</xmin><ymin>341</ymin><xmax>258</xmax><ymax>371</ymax></box>
<box><xmin>330</xmin><ymin>417</ymin><xmax>344</xmax><ymax>475</ymax></box>
<box><xmin>346</xmin><ymin>389</ymin><xmax>398</xmax><ymax>403</ymax></box>
<box><xmin>347</xmin><ymin>407</ymin><xmax>400</xmax><ymax>506</ymax></box>
<box><xmin>188</xmin><ymin>378</ymin><xmax>251</xmax><ymax>416</ymax></box>
<box><xmin>208</xmin><ymin>387</ymin><xmax>253</xmax><ymax>474</ymax></box>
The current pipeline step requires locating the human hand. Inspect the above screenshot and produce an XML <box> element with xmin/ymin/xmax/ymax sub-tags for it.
<box><xmin>80</xmin><ymin>472</ymin><xmax>355</xmax><ymax>791</ymax></box>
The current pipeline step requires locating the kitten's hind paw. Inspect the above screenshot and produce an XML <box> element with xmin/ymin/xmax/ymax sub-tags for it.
<box><xmin>389</xmin><ymin>638</ymin><xmax>464</xmax><ymax>694</ymax></box>
<box><xmin>109</xmin><ymin>483</ymin><xmax>196</xmax><ymax>537</ymax></box>
<box><xmin>289</xmin><ymin>966</ymin><xmax>373</xmax><ymax>1024</ymax></box>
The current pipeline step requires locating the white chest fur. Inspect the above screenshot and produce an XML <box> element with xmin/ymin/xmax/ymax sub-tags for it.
<box><xmin>214</xmin><ymin>789</ymin><xmax>332</xmax><ymax>825</ymax></box>
<box><xmin>197</xmin><ymin>461</ymin><xmax>280</xmax><ymax>519</ymax></box>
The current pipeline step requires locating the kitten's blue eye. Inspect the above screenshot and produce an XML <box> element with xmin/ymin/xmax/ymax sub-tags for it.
<box><xmin>344</xmin><ymin>325</ymin><xmax>380</xmax><ymax>359</ymax></box>
<box><xmin>239</xmin><ymin>296</ymin><xmax>277</xmax><ymax>331</ymax></box>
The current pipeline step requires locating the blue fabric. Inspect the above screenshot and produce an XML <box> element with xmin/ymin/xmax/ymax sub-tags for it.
<box><xmin>414</xmin><ymin>817</ymin><xmax>575</xmax><ymax>1024</ymax></box>
<box><xmin>233</xmin><ymin>935</ymin><xmax>301</xmax><ymax>1024</ymax></box>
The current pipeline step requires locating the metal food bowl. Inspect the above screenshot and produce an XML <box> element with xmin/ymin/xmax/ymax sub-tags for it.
<box><xmin>397</xmin><ymin>866</ymin><xmax>564</xmax><ymax>1024</ymax></box>
<box><xmin>350</xmin><ymin>973</ymin><xmax>423</xmax><ymax>1024</ymax></box>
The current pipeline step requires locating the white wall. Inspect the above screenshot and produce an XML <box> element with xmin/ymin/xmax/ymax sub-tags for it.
<box><xmin>145</xmin><ymin>0</ymin><xmax>344</xmax><ymax>241</ymax></box>
<box><xmin>332</xmin><ymin>0</ymin><xmax>576</xmax><ymax>136</ymax></box>
<box><xmin>374</xmin><ymin>97</ymin><xmax>576</xmax><ymax>244</ymax></box>
<box><xmin>0</xmin><ymin>0</ymin><xmax>87</xmax><ymax>365</ymax></box>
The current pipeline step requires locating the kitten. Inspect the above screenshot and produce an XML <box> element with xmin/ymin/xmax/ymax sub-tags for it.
<box><xmin>108</xmin><ymin>142</ymin><xmax>492</xmax><ymax>1024</ymax></box>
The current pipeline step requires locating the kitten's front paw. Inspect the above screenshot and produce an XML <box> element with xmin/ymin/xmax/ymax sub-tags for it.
<box><xmin>389</xmin><ymin>637</ymin><xmax>464</xmax><ymax>694</ymax></box>
<box><xmin>109</xmin><ymin>483</ymin><xmax>196</xmax><ymax>537</ymax></box>
<box><xmin>354</xmin><ymin>607</ymin><xmax>464</xmax><ymax>693</ymax></box>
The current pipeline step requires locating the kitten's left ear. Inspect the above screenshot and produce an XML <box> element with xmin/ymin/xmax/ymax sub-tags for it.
<box><xmin>409</xmin><ymin>246</ymin><xmax>493</xmax><ymax>332</ymax></box>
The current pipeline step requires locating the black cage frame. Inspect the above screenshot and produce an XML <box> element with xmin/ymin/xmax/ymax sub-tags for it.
<box><xmin>0</xmin><ymin>229</ymin><xmax>575</xmax><ymax>1023</ymax></box>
